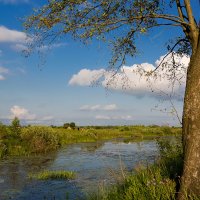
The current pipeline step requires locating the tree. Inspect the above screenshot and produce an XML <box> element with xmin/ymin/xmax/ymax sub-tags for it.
<box><xmin>63</xmin><ymin>122</ymin><xmax>76</xmax><ymax>129</ymax></box>
<box><xmin>11</xmin><ymin>117</ymin><xmax>21</xmax><ymax>136</ymax></box>
<box><xmin>63</xmin><ymin>122</ymin><xmax>70</xmax><ymax>129</ymax></box>
<box><xmin>69</xmin><ymin>122</ymin><xmax>76</xmax><ymax>129</ymax></box>
<box><xmin>24</xmin><ymin>1</ymin><xmax>200</xmax><ymax>198</ymax></box>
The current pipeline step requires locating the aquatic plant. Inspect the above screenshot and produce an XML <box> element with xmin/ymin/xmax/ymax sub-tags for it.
<box><xmin>29</xmin><ymin>170</ymin><xmax>76</xmax><ymax>180</ymax></box>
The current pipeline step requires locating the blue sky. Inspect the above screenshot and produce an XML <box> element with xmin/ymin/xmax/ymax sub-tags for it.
<box><xmin>0</xmin><ymin>0</ymin><xmax>195</xmax><ymax>126</ymax></box>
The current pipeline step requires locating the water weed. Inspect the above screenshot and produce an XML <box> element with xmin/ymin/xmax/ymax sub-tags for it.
<box><xmin>29</xmin><ymin>170</ymin><xmax>76</xmax><ymax>180</ymax></box>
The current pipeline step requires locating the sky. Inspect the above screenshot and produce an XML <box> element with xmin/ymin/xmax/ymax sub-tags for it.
<box><xmin>0</xmin><ymin>0</ymin><xmax>197</xmax><ymax>126</ymax></box>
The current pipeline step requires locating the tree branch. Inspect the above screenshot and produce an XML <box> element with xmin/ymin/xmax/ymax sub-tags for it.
<box><xmin>184</xmin><ymin>0</ymin><xmax>199</xmax><ymax>49</ymax></box>
<box><xmin>149</xmin><ymin>38</ymin><xmax>187</xmax><ymax>75</ymax></box>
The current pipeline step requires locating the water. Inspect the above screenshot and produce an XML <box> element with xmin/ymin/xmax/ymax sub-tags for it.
<box><xmin>0</xmin><ymin>139</ymin><xmax>159</xmax><ymax>200</ymax></box>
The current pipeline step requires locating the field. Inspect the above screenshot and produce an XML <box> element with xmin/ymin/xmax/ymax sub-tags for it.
<box><xmin>0</xmin><ymin>122</ymin><xmax>181</xmax><ymax>159</ymax></box>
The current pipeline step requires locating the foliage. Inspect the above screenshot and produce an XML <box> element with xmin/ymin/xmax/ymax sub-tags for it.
<box><xmin>24</xmin><ymin>0</ymin><xmax>195</xmax><ymax>66</ymax></box>
<box><xmin>88</xmin><ymin>135</ymin><xmax>183</xmax><ymax>200</ymax></box>
<box><xmin>0</xmin><ymin>142</ymin><xmax>7</xmax><ymax>159</ymax></box>
<box><xmin>10</xmin><ymin>117</ymin><xmax>21</xmax><ymax>137</ymax></box>
<box><xmin>21</xmin><ymin>126</ymin><xmax>60</xmax><ymax>153</ymax></box>
<box><xmin>157</xmin><ymin>136</ymin><xmax>183</xmax><ymax>180</ymax></box>
<box><xmin>63</xmin><ymin>122</ymin><xmax>76</xmax><ymax>129</ymax></box>
<box><xmin>24</xmin><ymin>1</ymin><xmax>200</xmax><ymax>196</ymax></box>
<box><xmin>89</xmin><ymin>165</ymin><xmax>176</xmax><ymax>200</ymax></box>
<box><xmin>0</xmin><ymin>122</ymin><xmax>9</xmax><ymax>139</ymax></box>
<box><xmin>0</xmin><ymin>125</ymin><xmax>181</xmax><ymax>159</ymax></box>
<box><xmin>29</xmin><ymin>170</ymin><xmax>76</xmax><ymax>180</ymax></box>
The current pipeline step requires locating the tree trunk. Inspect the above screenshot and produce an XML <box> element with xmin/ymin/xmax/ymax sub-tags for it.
<box><xmin>179</xmin><ymin>37</ymin><xmax>200</xmax><ymax>199</ymax></box>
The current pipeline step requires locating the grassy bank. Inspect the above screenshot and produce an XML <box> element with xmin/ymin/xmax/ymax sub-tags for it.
<box><xmin>0</xmin><ymin>122</ymin><xmax>181</xmax><ymax>159</ymax></box>
<box><xmin>87</xmin><ymin>136</ymin><xmax>199</xmax><ymax>200</ymax></box>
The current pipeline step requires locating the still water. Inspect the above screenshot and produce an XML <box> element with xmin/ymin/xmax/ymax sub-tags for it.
<box><xmin>0</xmin><ymin>139</ymin><xmax>159</xmax><ymax>200</ymax></box>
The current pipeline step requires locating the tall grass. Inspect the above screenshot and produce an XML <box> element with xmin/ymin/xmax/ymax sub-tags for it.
<box><xmin>29</xmin><ymin>170</ymin><xmax>76</xmax><ymax>180</ymax></box>
<box><xmin>21</xmin><ymin>126</ymin><xmax>59</xmax><ymax>153</ymax></box>
<box><xmin>88</xmin><ymin>166</ymin><xmax>176</xmax><ymax>200</ymax></box>
<box><xmin>0</xmin><ymin>124</ymin><xmax>181</xmax><ymax>159</ymax></box>
<box><xmin>87</xmin><ymin>136</ymin><xmax>183</xmax><ymax>200</ymax></box>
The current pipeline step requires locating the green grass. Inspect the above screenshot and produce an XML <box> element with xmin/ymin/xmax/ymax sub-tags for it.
<box><xmin>28</xmin><ymin>170</ymin><xmax>76</xmax><ymax>180</ymax></box>
<box><xmin>87</xmin><ymin>136</ymin><xmax>183</xmax><ymax>200</ymax></box>
<box><xmin>0</xmin><ymin>124</ymin><xmax>181</xmax><ymax>159</ymax></box>
<box><xmin>88</xmin><ymin>165</ymin><xmax>176</xmax><ymax>200</ymax></box>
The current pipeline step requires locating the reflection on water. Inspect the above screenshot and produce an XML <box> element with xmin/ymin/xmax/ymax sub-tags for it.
<box><xmin>0</xmin><ymin>139</ymin><xmax>159</xmax><ymax>200</ymax></box>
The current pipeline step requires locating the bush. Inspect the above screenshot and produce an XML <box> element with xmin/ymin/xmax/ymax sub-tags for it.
<box><xmin>156</xmin><ymin>136</ymin><xmax>183</xmax><ymax>182</ymax></box>
<box><xmin>0</xmin><ymin>122</ymin><xmax>8</xmax><ymax>139</ymax></box>
<box><xmin>21</xmin><ymin>126</ymin><xmax>59</xmax><ymax>153</ymax></box>
<box><xmin>10</xmin><ymin>117</ymin><xmax>21</xmax><ymax>137</ymax></box>
<box><xmin>89</xmin><ymin>166</ymin><xmax>176</xmax><ymax>200</ymax></box>
<box><xmin>0</xmin><ymin>142</ymin><xmax>7</xmax><ymax>158</ymax></box>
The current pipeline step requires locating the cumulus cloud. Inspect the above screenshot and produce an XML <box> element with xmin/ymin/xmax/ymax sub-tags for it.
<box><xmin>0</xmin><ymin>26</ymin><xmax>29</xmax><ymax>43</ymax></box>
<box><xmin>40</xmin><ymin>115</ymin><xmax>54</xmax><ymax>121</ymax></box>
<box><xmin>69</xmin><ymin>53</ymin><xmax>190</xmax><ymax>101</ymax></box>
<box><xmin>80</xmin><ymin>104</ymin><xmax>117</xmax><ymax>111</ymax></box>
<box><xmin>0</xmin><ymin>0</ymin><xmax>29</xmax><ymax>4</ymax></box>
<box><xmin>9</xmin><ymin>105</ymin><xmax>55</xmax><ymax>122</ymax></box>
<box><xmin>11</xmin><ymin>43</ymin><xmax>28</xmax><ymax>51</ymax></box>
<box><xmin>69</xmin><ymin>68</ymin><xmax>105</xmax><ymax>86</ymax></box>
<box><xmin>10</xmin><ymin>105</ymin><xmax>36</xmax><ymax>120</ymax></box>
<box><xmin>95</xmin><ymin>115</ymin><xmax>133</xmax><ymax>120</ymax></box>
<box><xmin>0</xmin><ymin>66</ymin><xmax>9</xmax><ymax>80</ymax></box>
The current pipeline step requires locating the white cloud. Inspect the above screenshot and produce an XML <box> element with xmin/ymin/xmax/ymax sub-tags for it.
<box><xmin>10</xmin><ymin>105</ymin><xmax>36</xmax><ymax>120</ymax></box>
<box><xmin>0</xmin><ymin>26</ymin><xmax>29</xmax><ymax>43</ymax></box>
<box><xmin>0</xmin><ymin>0</ymin><xmax>29</xmax><ymax>4</ymax></box>
<box><xmin>9</xmin><ymin>105</ymin><xmax>55</xmax><ymax>122</ymax></box>
<box><xmin>0</xmin><ymin>66</ymin><xmax>9</xmax><ymax>80</ymax></box>
<box><xmin>0</xmin><ymin>66</ymin><xmax>9</xmax><ymax>74</ymax></box>
<box><xmin>104</xmin><ymin>104</ymin><xmax>117</xmax><ymax>111</ymax></box>
<box><xmin>80</xmin><ymin>104</ymin><xmax>117</xmax><ymax>111</ymax></box>
<box><xmin>69</xmin><ymin>68</ymin><xmax>105</xmax><ymax>86</ymax></box>
<box><xmin>95</xmin><ymin>115</ymin><xmax>133</xmax><ymax>120</ymax></box>
<box><xmin>40</xmin><ymin>116</ymin><xmax>54</xmax><ymax>121</ymax></box>
<box><xmin>0</xmin><ymin>74</ymin><xmax>5</xmax><ymax>80</ymax></box>
<box><xmin>95</xmin><ymin>115</ymin><xmax>111</xmax><ymax>120</ymax></box>
<box><xmin>11</xmin><ymin>43</ymin><xmax>28</xmax><ymax>51</ymax></box>
<box><xmin>69</xmin><ymin>53</ymin><xmax>190</xmax><ymax>101</ymax></box>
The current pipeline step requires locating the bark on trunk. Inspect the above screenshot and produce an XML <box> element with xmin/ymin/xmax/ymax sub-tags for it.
<box><xmin>179</xmin><ymin>37</ymin><xmax>200</xmax><ymax>199</ymax></box>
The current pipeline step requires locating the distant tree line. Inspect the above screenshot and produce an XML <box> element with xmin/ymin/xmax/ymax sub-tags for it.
<box><xmin>63</xmin><ymin>122</ymin><xmax>76</xmax><ymax>129</ymax></box>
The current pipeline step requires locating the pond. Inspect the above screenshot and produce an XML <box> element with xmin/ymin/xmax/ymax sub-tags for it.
<box><xmin>0</xmin><ymin>138</ymin><xmax>159</xmax><ymax>200</ymax></box>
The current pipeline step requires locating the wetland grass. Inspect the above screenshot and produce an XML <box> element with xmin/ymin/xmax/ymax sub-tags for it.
<box><xmin>29</xmin><ymin>170</ymin><xmax>76</xmax><ymax>180</ymax></box>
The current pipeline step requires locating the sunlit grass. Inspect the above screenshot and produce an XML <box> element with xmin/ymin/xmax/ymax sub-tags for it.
<box><xmin>0</xmin><ymin>124</ymin><xmax>181</xmax><ymax>159</ymax></box>
<box><xmin>88</xmin><ymin>165</ymin><xmax>176</xmax><ymax>200</ymax></box>
<box><xmin>28</xmin><ymin>170</ymin><xmax>76</xmax><ymax>180</ymax></box>
<box><xmin>87</xmin><ymin>136</ymin><xmax>183</xmax><ymax>200</ymax></box>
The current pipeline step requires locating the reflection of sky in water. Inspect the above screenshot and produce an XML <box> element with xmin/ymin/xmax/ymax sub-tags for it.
<box><xmin>0</xmin><ymin>139</ymin><xmax>158</xmax><ymax>200</ymax></box>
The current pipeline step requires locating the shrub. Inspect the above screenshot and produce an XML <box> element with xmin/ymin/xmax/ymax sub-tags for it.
<box><xmin>0</xmin><ymin>122</ymin><xmax>8</xmax><ymax>139</ymax></box>
<box><xmin>10</xmin><ymin>117</ymin><xmax>21</xmax><ymax>137</ymax></box>
<box><xmin>0</xmin><ymin>142</ymin><xmax>7</xmax><ymax>158</ymax></box>
<box><xmin>21</xmin><ymin>126</ymin><xmax>59</xmax><ymax>153</ymax></box>
<box><xmin>156</xmin><ymin>136</ymin><xmax>183</xmax><ymax>182</ymax></box>
<box><xmin>89</xmin><ymin>166</ymin><xmax>176</xmax><ymax>200</ymax></box>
